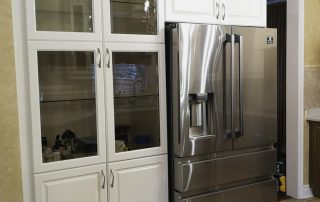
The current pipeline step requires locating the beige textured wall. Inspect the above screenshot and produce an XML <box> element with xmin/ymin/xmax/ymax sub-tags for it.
<box><xmin>304</xmin><ymin>0</ymin><xmax>320</xmax><ymax>185</ymax></box>
<box><xmin>0</xmin><ymin>0</ymin><xmax>23</xmax><ymax>201</ymax></box>
<box><xmin>305</xmin><ymin>0</ymin><xmax>320</xmax><ymax>67</ymax></box>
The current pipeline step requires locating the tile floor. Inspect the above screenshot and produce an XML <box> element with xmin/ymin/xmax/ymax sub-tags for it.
<box><xmin>281</xmin><ymin>198</ymin><xmax>320</xmax><ymax>202</ymax></box>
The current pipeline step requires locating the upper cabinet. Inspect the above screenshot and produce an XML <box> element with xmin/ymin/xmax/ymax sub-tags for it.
<box><xmin>26</xmin><ymin>0</ymin><xmax>164</xmax><ymax>42</ymax></box>
<box><xmin>165</xmin><ymin>0</ymin><xmax>266</xmax><ymax>27</ymax></box>
<box><xmin>165</xmin><ymin>0</ymin><xmax>220</xmax><ymax>24</ymax></box>
<box><xmin>222</xmin><ymin>0</ymin><xmax>266</xmax><ymax>27</ymax></box>
<box><xmin>103</xmin><ymin>0</ymin><xmax>165</xmax><ymax>43</ymax></box>
<box><xmin>26</xmin><ymin>0</ymin><xmax>103</xmax><ymax>41</ymax></box>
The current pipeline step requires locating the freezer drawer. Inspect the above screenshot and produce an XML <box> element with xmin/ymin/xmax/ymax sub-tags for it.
<box><xmin>174</xmin><ymin>149</ymin><xmax>276</xmax><ymax>193</ymax></box>
<box><xmin>174</xmin><ymin>179</ymin><xmax>277</xmax><ymax>202</ymax></box>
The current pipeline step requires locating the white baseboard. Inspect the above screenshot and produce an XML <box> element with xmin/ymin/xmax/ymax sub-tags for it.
<box><xmin>303</xmin><ymin>185</ymin><xmax>314</xmax><ymax>199</ymax></box>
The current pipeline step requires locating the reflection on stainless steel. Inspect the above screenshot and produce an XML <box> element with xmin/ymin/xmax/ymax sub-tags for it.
<box><xmin>174</xmin><ymin>149</ymin><xmax>276</xmax><ymax>193</ymax></box>
<box><xmin>166</xmin><ymin>23</ymin><xmax>278</xmax><ymax>202</ymax></box>
<box><xmin>171</xmin><ymin>23</ymin><xmax>232</xmax><ymax>157</ymax></box>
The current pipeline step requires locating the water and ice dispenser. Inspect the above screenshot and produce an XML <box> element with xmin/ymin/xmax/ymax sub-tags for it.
<box><xmin>189</xmin><ymin>93</ymin><xmax>209</xmax><ymax>134</ymax></box>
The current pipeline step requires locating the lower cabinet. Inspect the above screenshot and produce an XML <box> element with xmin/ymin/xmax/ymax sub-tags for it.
<box><xmin>309</xmin><ymin>121</ymin><xmax>320</xmax><ymax>197</ymax></box>
<box><xmin>34</xmin><ymin>164</ymin><xmax>107</xmax><ymax>202</ymax></box>
<box><xmin>108</xmin><ymin>155</ymin><xmax>168</xmax><ymax>202</ymax></box>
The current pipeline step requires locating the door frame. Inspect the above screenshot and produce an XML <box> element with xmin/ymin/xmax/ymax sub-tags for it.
<box><xmin>11</xmin><ymin>0</ymin><xmax>307</xmax><ymax>200</ymax></box>
<box><xmin>286</xmin><ymin>0</ymin><xmax>307</xmax><ymax>199</ymax></box>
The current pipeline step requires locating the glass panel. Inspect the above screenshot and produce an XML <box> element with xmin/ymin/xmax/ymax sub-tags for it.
<box><xmin>110</xmin><ymin>0</ymin><xmax>157</xmax><ymax>35</ymax></box>
<box><xmin>38</xmin><ymin>51</ymin><xmax>98</xmax><ymax>163</ymax></box>
<box><xmin>113</xmin><ymin>52</ymin><xmax>160</xmax><ymax>152</ymax></box>
<box><xmin>35</xmin><ymin>0</ymin><xmax>93</xmax><ymax>32</ymax></box>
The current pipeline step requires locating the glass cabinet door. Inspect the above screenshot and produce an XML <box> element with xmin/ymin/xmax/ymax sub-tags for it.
<box><xmin>105</xmin><ymin>43</ymin><xmax>167</xmax><ymax>162</ymax></box>
<box><xmin>29</xmin><ymin>42</ymin><xmax>106</xmax><ymax>173</ymax></box>
<box><xmin>103</xmin><ymin>0</ymin><xmax>164</xmax><ymax>43</ymax></box>
<box><xmin>26</xmin><ymin>0</ymin><xmax>102</xmax><ymax>41</ymax></box>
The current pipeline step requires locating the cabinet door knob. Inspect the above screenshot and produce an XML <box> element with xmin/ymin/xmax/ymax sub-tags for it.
<box><xmin>101</xmin><ymin>170</ymin><xmax>106</xmax><ymax>189</ymax></box>
<box><xmin>216</xmin><ymin>2</ymin><xmax>220</xmax><ymax>20</ymax></box>
<box><xmin>222</xmin><ymin>3</ymin><xmax>226</xmax><ymax>20</ymax></box>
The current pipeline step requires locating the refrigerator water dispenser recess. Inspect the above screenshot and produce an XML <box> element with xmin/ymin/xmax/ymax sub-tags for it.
<box><xmin>189</xmin><ymin>93</ymin><xmax>208</xmax><ymax>128</ymax></box>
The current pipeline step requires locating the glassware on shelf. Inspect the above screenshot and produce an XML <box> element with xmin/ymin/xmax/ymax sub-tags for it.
<box><xmin>110</xmin><ymin>0</ymin><xmax>157</xmax><ymax>35</ymax></box>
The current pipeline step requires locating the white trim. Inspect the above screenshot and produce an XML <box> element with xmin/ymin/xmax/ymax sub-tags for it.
<box><xmin>303</xmin><ymin>185</ymin><xmax>314</xmax><ymax>199</ymax></box>
<box><xmin>12</xmin><ymin>0</ymin><xmax>34</xmax><ymax>200</ymax></box>
<box><xmin>286</xmin><ymin>0</ymin><xmax>305</xmax><ymax>199</ymax></box>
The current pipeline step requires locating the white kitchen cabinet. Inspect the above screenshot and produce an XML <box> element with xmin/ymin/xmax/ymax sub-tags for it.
<box><xmin>25</xmin><ymin>0</ymin><xmax>103</xmax><ymax>41</ymax></box>
<box><xmin>108</xmin><ymin>155</ymin><xmax>168</xmax><ymax>202</ymax></box>
<box><xmin>165</xmin><ymin>0</ymin><xmax>266</xmax><ymax>27</ymax></box>
<box><xmin>104</xmin><ymin>43</ymin><xmax>167</xmax><ymax>162</ymax></box>
<box><xmin>165</xmin><ymin>0</ymin><xmax>220</xmax><ymax>24</ymax></box>
<box><xmin>28</xmin><ymin>41</ymin><xmax>107</xmax><ymax>173</ymax></box>
<box><xmin>24</xmin><ymin>0</ymin><xmax>168</xmax><ymax>200</ymax></box>
<box><xmin>34</xmin><ymin>164</ymin><xmax>107</xmax><ymax>202</ymax></box>
<box><xmin>222</xmin><ymin>0</ymin><xmax>266</xmax><ymax>27</ymax></box>
<box><xmin>103</xmin><ymin>0</ymin><xmax>165</xmax><ymax>43</ymax></box>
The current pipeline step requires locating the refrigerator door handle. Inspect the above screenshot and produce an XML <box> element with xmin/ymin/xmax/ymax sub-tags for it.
<box><xmin>234</xmin><ymin>34</ymin><xmax>244</xmax><ymax>138</ymax></box>
<box><xmin>223</xmin><ymin>33</ymin><xmax>234</xmax><ymax>139</ymax></box>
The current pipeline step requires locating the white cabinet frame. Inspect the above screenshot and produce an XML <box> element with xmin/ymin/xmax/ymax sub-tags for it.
<box><xmin>222</xmin><ymin>0</ymin><xmax>266</xmax><ymax>27</ymax></box>
<box><xmin>108</xmin><ymin>155</ymin><xmax>168</xmax><ymax>202</ymax></box>
<box><xmin>25</xmin><ymin>0</ymin><xmax>103</xmax><ymax>41</ymax></box>
<box><xmin>104</xmin><ymin>43</ymin><xmax>167</xmax><ymax>162</ymax></box>
<box><xmin>103</xmin><ymin>0</ymin><xmax>165</xmax><ymax>43</ymax></box>
<box><xmin>165</xmin><ymin>0</ymin><xmax>266</xmax><ymax>27</ymax></box>
<box><xmin>28</xmin><ymin>42</ymin><xmax>107</xmax><ymax>173</ymax></box>
<box><xmin>165</xmin><ymin>0</ymin><xmax>220</xmax><ymax>24</ymax></box>
<box><xmin>34</xmin><ymin>164</ymin><xmax>107</xmax><ymax>202</ymax></box>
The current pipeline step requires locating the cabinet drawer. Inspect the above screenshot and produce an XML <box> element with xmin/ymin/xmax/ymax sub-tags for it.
<box><xmin>174</xmin><ymin>149</ymin><xmax>276</xmax><ymax>193</ymax></box>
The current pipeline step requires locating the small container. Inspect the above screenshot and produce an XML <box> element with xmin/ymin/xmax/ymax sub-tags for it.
<box><xmin>52</xmin><ymin>151</ymin><xmax>61</xmax><ymax>161</ymax></box>
<box><xmin>43</xmin><ymin>147</ymin><xmax>52</xmax><ymax>156</ymax></box>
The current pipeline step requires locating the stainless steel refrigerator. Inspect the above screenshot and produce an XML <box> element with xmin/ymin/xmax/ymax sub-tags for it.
<box><xmin>166</xmin><ymin>23</ymin><xmax>278</xmax><ymax>202</ymax></box>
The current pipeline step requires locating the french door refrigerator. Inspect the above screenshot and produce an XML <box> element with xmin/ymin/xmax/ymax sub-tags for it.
<box><xmin>166</xmin><ymin>23</ymin><xmax>278</xmax><ymax>202</ymax></box>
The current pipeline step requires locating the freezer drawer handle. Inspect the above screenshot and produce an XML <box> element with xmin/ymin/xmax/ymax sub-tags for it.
<box><xmin>234</xmin><ymin>34</ymin><xmax>244</xmax><ymax>138</ymax></box>
<box><xmin>223</xmin><ymin>33</ymin><xmax>234</xmax><ymax>139</ymax></box>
